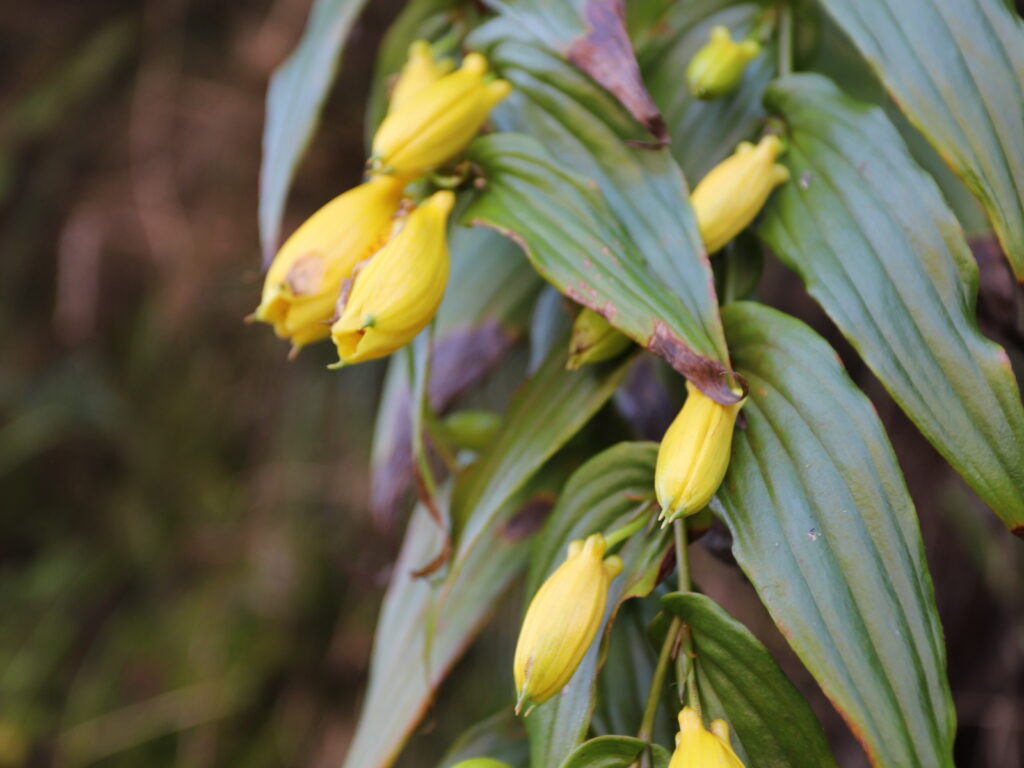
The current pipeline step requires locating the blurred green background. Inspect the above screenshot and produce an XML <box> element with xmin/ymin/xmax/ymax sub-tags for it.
<box><xmin>1</xmin><ymin>2</ymin><xmax>1022</xmax><ymax>767</ymax></box>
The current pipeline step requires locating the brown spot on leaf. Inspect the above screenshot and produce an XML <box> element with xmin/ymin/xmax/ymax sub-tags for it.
<box><xmin>566</xmin><ymin>0</ymin><xmax>668</xmax><ymax>145</ymax></box>
<box><xmin>1013</xmin><ymin>524</ymin><xmax>1024</xmax><ymax>540</ymax></box>
<box><xmin>285</xmin><ymin>251</ymin><xmax>325</xmax><ymax>295</ymax></box>
<box><xmin>647</xmin><ymin>321</ymin><xmax>746</xmax><ymax>404</ymax></box>
<box><xmin>501</xmin><ymin>492</ymin><xmax>556</xmax><ymax>541</ymax></box>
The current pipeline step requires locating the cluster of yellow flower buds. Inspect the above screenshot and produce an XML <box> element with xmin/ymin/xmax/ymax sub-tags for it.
<box><xmin>513</xmin><ymin>533</ymin><xmax>623</xmax><ymax>715</ymax></box>
<box><xmin>656</xmin><ymin>382</ymin><xmax>746</xmax><ymax>524</ymax></box>
<box><xmin>669</xmin><ymin>707</ymin><xmax>746</xmax><ymax>767</ymax></box>
<box><xmin>252</xmin><ymin>43</ymin><xmax>510</xmax><ymax>363</ymax></box>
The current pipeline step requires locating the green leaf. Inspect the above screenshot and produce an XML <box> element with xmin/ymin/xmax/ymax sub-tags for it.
<box><xmin>521</xmin><ymin>442</ymin><xmax>670</xmax><ymax>767</ymax></box>
<box><xmin>345</xmin><ymin>344</ymin><xmax>627</xmax><ymax>768</ymax></box>
<box><xmin>558</xmin><ymin>736</ymin><xmax>671</xmax><ymax>768</ymax></box>
<box><xmin>638</xmin><ymin>1</ymin><xmax>774</xmax><ymax>182</ymax></box>
<box><xmin>715</xmin><ymin>301</ymin><xmax>955</xmax><ymax>768</ymax></box>
<box><xmin>464</xmin><ymin>132</ymin><xmax>738</xmax><ymax>403</ymax></box>
<box><xmin>258</xmin><ymin>0</ymin><xmax>368</xmax><ymax>266</ymax></box>
<box><xmin>757</xmin><ymin>73</ymin><xmax>1024</xmax><ymax>531</ymax></box>
<box><xmin>661</xmin><ymin>592</ymin><xmax>837</xmax><ymax>768</ymax></box>
<box><xmin>438</xmin><ymin>709</ymin><xmax>529</xmax><ymax>768</ymax></box>
<box><xmin>482</xmin><ymin>0</ymin><xmax>667</xmax><ymax>141</ymax></box>
<box><xmin>816</xmin><ymin>0</ymin><xmax>1024</xmax><ymax>278</ymax></box>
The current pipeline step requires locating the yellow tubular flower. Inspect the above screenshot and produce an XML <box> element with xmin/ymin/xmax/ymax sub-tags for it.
<box><xmin>691</xmin><ymin>135</ymin><xmax>789</xmax><ymax>254</ymax></box>
<box><xmin>669</xmin><ymin>708</ymin><xmax>746</xmax><ymax>768</ymax></box>
<box><xmin>687</xmin><ymin>26</ymin><xmax>760</xmax><ymax>100</ymax></box>
<box><xmin>389</xmin><ymin>40</ymin><xmax>454</xmax><ymax>113</ymax></box>
<box><xmin>251</xmin><ymin>175</ymin><xmax>405</xmax><ymax>351</ymax></box>
<box><xmin>372</xmin><ymin>52</ymin><xmax>511</xmax><ymax>177</ymax></box>
<box><xmin>513</xmin><ymin>534</ymin><xmax>623</xmax><ymax>715</ymax></box>
<box><xmin>331</xmin><ymin>190</ymin><xmax>455</xmax><ymax>364</ymax></box>
<box><xmin>656</xmin><ymin>382</ymin><xmax>745</xmax><ymax>524</ymax></box>
<box><xmin>566</xmin><ymin>308</ymin><xmax>632</xmax><ymax>370</ymax></box>
<box><xmin>449</xmin><ymin>761</ymin><xmax>513</xmax><ymax>768</ymax></box>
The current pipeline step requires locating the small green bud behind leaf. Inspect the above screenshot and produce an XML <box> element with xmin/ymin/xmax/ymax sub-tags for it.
<box><xmin>686</xmin><ymin>26</ymin><xmax>760</xmax><ymax>100</ymax></box>
<box><xmin>567</xmin><ymin>308</ymin><xmax>632</xmax><ymax>370</ymax></box>
<box><xmin>449</xmin><ymin>760</ymin><xmax>514</xmax><ymax>768</ymax></box>
<box><xmin>441</xmin><ymin>410</ymin><xmax>503</xmax><ymax>452</ymax></box>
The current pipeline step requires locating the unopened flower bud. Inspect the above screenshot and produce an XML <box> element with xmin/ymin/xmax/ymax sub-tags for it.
<box><xmin>251</xmin><ymin>176</ymin><xmax>405</xmax><ymax>351</ymax></box>
<box><xmin>372</xmin><ymin>52</ymin><xmax>511</xmax><ymax>177</ymax></box>
<box><xmin>441</xmin><ymin>410</ymin><xmax>502</xmax><ymax>452</ymax></box>
<box><xmin>669</xmin><ymin>707</ymin><xmax>746</xmax><ymax>768</ymax></box>
<box><xmin>450</xmin><ymin>760</ymin><xmax>513</xmax><ymax>768</ymax></box>
<box><xmin>687</xmin><ymin>26</ymin><xmax>760</xmax><ymax>100</ymax></box>
<box><xmin>331</xmin><ymin>190</ymin><xmax>454</xmax><ymax>364</ymax></box>
<box><xmin>656</xmin><ymin>382</ymin><xmax>745</xmax><ymax>524</ymax></box>
<box><xmin>514</xmin><ymin>533</ymin><xmax>623</xmax><ymax>715</ymax></box>
<box><xmin>389</xmin><ymin>40</ymin><xmax>454</xmax><ymax>113</ymax></box>
<box><xmin>567</xmin><ymin>309</ymin><xmax>632</xmax><ymax>370</ymax></box>
<box><xmin>691</xmin><ymin>135</ymin><xmax>789</xmax><ymax>254</ymax></box>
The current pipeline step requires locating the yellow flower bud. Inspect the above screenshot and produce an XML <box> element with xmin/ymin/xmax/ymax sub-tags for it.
<box><xmin>388</xmin><ymin>40</ymin><xmax>454</xmax><ymax>113</ymax></box>
<box><xmin>372</xmin><ymin>52</ymin><xmax>511</xmax><ymax>177</ymax></box>
<box><xmin>566</xmin><ymin>308</ymin><xmax>632</xmax><ymax>370</ymax></box>
<box><xmin>656</xmin><ymin>382</ymin><xmax>745</xmax><ymax>524</ymax></box>
<box><xmin>669</xmin><ymin>708</ymin><xmax>746</xmax><ymax>768</ymax></box>
<box><xmin>331</xmin><ymin>189</ymin><xmax>455</xmax><ymax>364</ymax></box>
<box><xmin>687</xmin><ymin>26</ymin><xmax>760</xmax><ymax>100</ymax></box>
<box><xmin>251</xmin><ymin>176</ymin><xmax>406</xmax><ymax>351</ymax></box>
<box><xmin>450</xmin><ymin>760</ymin><xmax>513</xmax><ymax>768</ymax></box>
<box><xmin>513</xmin><ymin>533</ymin><xmax>623</xmax><ymax>715</ymax></box>
<box><xmin>691</xmin><ymin>135</ymin><xmax>789</xmax><ymax>254</ymax></box>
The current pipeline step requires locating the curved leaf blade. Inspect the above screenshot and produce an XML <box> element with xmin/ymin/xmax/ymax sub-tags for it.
<box><xmin>715</xmin><ymin>301</ymin><xmax>955</xmax><ymax>767</ymax></box>
<box><xmin>558</xmin><ymin>736</ymin><xmax>671</xmax><ymax>768</ymax></box>
<box><xmin>259</xmin><ymin>0</ymin><xmax>368</xmax><ymax>266</ymax></box>
<box><xmin>661</xmin><ymin>592</ymin><xmax>837</xmax><ymax>768</ymax></box>
<box><xmin>464</xmin><ymin>132</ymin><xmax>737</xmax><ymax>402</ymax></box>
<box><xmin>817</xmin><ymin>0</ymin><xmax>1024</xmax><ymax>278</ymax></box>
<box><xmin>758</xmin><ymin>73</ymin><xmax>1024</xmax><ymax>531</ymax></box>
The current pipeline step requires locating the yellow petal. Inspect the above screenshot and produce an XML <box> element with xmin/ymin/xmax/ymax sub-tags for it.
<box><xmin>655</xmin><ymin>382</ymin><xmax>745</xmax><ymax>523</ymax></box>
<box><xmin>252</xmin><ymin>175</ymin><xmax>406</xmax><ymax>349</ymax></box>
<box><xmin>331</xmin><ymin>190</ymin><xmax>455</xmax><ymax>364</ymax></box>
<box><xmin>389</xmin><ymin>40</ymin><xmax>454</xmax><ymax>113</ymax></box>
<box><xmin>691</xmin><ymin>135</ymin><xmax>788</xmax><ymax>254</ymax></box>
<box><xmin>669</xmin><ymin>708</ymin><xmax>746</xmax><ymax>768</ymax></box>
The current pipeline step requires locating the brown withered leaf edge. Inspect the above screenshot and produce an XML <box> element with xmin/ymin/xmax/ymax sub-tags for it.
<box><xmin>648</xmin><ymin>321</ymin><xmax>747</xmax><ymax>405</ymax></box>
<box><xmin>566</xmin><ymin>0</ymin><xmax>668</xmax><ymax>146</ymax></box>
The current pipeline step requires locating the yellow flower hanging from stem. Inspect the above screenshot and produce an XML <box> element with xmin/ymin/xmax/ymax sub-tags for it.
<box><xmin>250</xmin><ymin>175</ymin><xmax>406</xmax><ymax>352</ymax></box>
<box><xmin>669</xmin><ymin>708</ymin><xmax>746</xmax><ymax>768</ymax></box>
<box><xmin>331</xmin><ymin>189</ymin><xmax>455</xmax><ymax>365</ymax></box>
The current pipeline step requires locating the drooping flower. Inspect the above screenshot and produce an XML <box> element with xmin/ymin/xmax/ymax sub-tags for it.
<box><xmin>331</xmin><ymin>189</ymin><xmax>454</xmax><ymax>364</ymax></box>
<box><xmin>669</xmin><ymin>707</ymin><xmax>746</xmax><ymax>768</ymax></box>
<box><xmin>371</xmin><ymin>52</ymin><xmax>510</xmax><ymax>177</ymax></box>
<box><xmin>656</xmin><ymin>382</ymin><xmax>745</xmax><ymax>524</ymax></box>
<box><xmin>687</xmin><ymin>26</ymin><xmax>760</xmax><ymax>100</ymax></box>
<box><xmin>513</xmin><ymin>533</ymin><xmax>623</xmax><ymax>715</ymax></box>
<box><xmin>691</xmin><ymin>135</ymin><xmax>789</xmax><ymax>254</ymax></box>
<box><xmin>251</xmin><ymin>175</ymin><xmax>406</xmax><ymax>351</ymax></box>
<box><xmin>566</xmin><ymin>308</ymin><xmax>632</xmax><ymax>370</ymax></box>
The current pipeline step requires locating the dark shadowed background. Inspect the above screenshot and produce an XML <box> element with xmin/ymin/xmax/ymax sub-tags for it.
<box><xmin>1</xmin><ymin>2</ymin><xmax>1022</xmax><ymax>767</ymax></box>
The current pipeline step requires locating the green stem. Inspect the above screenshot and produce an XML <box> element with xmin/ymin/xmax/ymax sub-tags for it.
<box><xmin>603</xmin><ymin>501</ymin><xmax>655</xmax><ymax>549</ymax></box>
<box><xmin>673</xmin><ymin>520</ymin><xmax>702</xmax><ymax>718</ymax></box>
<box><xmin>777</xmin><ymin>3</ymin><xmax>794</xmax><ymax>78</ymax></box>
<box><xmin>638</xmin><ymin>615</ymin><xmax>681</xmax><ymax>745</ymax></box>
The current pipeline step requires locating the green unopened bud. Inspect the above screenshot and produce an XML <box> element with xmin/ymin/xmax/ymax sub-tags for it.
<box><xmin>450</xmin><ymin>760</ymin><xmax>513</xmax><ymax>768</ymax></box>
<box><xmin>567</xmin><ymin>309</ymin><xmax>632</xmax><ymax>370</ymax></box>
<box><xmin>441</xmin><ymin>410</ymin><xmax>502</xmax><ymax>452</ymax></box>
<box><xmin>687</xmin><ymin>26</ymin><xmax>760</xmax><ymax>100</ymax></box>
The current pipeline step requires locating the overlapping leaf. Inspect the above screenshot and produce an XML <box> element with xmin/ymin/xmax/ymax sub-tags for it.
<box><xmin>344</xmin><ymin>345</ymin><xmax>628</xmax><ymax>768</ymax></box>
<box><xmin>662</xmin><ymin>592</ymin><xmax>836</xmax><ymax>768</ymax></box>
<box><xmin>559</xmin><ymin>735</ymin><xmax>671</xmax><ymax>768</ymax></box>
<box><xmin>715</xmin><ymin>301</ymin><xmax>955</xmax><ymax>768</ymax></box>
<box><xmin>758</xmin><ymin>74</ymin><xmax>1024</xmax><ymax>531</ymax></box>
<box><xmin>816</xmin><ymin>0</ymin><xmax>1024</xmax><ymax>278</ymax></box>
<box><xmin>258</xmin><ymin>0</ymin><xmax>368</xmax><ymax>265</ymax></box>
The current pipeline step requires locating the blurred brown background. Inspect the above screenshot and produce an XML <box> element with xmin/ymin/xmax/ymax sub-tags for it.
<box><xmin>1</xmin><ymin>2</ymin><xmax>1022</xmax><ymax>767</ymax></box>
